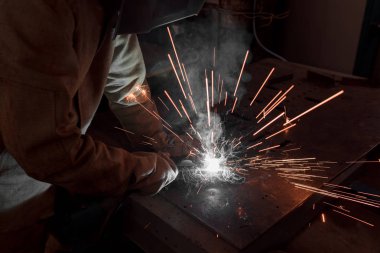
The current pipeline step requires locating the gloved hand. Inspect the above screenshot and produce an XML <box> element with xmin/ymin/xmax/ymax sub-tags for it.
<box><xmin>153</xmin><ymin>133</ymin><xmax>202</xmax><ymax>160</ymax></box>
<box><xmin>129</xmin><ymin>152</ymin><xmax>178</xmax><ymax>195</ymax></box>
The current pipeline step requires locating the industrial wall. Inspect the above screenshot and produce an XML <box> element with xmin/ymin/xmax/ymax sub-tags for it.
<box><xmin>281</xmin><ymin>0</ymin><xmax>367</xmax><ymax>74</ymax></box>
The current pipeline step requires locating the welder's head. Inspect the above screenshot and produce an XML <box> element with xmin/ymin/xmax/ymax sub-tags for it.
<box><xmin>116</xmin><ymin>0</ymin><xmax>205</xmax><ymax>34</ymax></box>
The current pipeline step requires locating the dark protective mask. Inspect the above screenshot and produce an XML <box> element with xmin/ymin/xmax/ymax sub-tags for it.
<box><xmin>115</xmin><ymin>0</ymin><xmax>205</xmax><ymax>34</ymax></box>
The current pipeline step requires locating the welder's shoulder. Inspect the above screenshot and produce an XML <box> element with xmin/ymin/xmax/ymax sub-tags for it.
<box><xmin>0</xmin><ymin>0</ymin><xmax>75</xmax><ymax>28</ymax></box>
<box><xmin>0</xmin><ymin>0</ymin><xmax>78</xmax><ymax>90</ymax></box>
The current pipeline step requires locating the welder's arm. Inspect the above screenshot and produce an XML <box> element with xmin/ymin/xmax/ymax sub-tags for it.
<box><xmin>104</xmin><ymin>34</ymin><xmax>169</xmax><ymax>151</ymax></box>
<box><xmin>0</xmin><ymin>1</ymin><xmax>177</xmax><ymax>196</ymax></box>
<box><xmin>104</xmin><ymin>34</ymin><xmax>194</xmax><ymax>157</ymax></box>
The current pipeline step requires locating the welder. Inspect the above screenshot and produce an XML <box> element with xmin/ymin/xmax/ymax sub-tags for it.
<box><xmin>0</xmin><ymin>0</ymin><xmax>204</xmax><ymax>252</ymax></box>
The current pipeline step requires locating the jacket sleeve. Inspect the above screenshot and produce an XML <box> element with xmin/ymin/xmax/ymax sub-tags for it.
<box><xmin>104</xmin><ymin>34</ymin><xmax>169</xmax><ymax>150</ymax></box>
<box><xmin>0</xmin><ymin>0</ymin><xmax>174</xmax><ymax>196</ymax></box>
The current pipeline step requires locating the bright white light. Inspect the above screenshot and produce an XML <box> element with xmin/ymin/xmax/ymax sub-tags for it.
<box><xmin>204</xmin><ymin>154</ymin><xmax>222</xmax><ymax>174</ymax></box>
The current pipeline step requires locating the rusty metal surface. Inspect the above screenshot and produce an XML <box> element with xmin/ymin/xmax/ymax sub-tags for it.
<box><xmin>156</xmin><ymin>60</ymin><xmax>380</xmax><ymax>250</ymax></box>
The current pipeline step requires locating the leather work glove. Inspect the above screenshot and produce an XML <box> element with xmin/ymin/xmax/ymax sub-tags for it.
<box><xmin>129</xmin><ymin>152</ymin><xmax>178</xmax><ymax>195</ymax></box>
<box><xmin>153</xmin><ymin>133</ymin><xmax>202</xmax><ymax>160</ymax></box>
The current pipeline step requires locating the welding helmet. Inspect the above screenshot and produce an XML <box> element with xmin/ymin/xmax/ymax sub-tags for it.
<box><xmin>115</xmin><ymin>0</ymin><xmax>205</xmax><ymax>34</ymax></box>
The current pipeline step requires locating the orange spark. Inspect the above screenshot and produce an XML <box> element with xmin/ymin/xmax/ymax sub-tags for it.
<box><xmin>321</xmin><ymin>213</ymin><xmax>326</xmax><ymax>223</ymax></box>
<box><xmin>249</xmin><ymin>67</ymin><xmax>275</xmax><ymax>106</ymax></box>
<box><xmin>233</xmin><ymin>50</ymin><xmax>250</xmax><ymax>96</ymax></box>
<box><xmin>114</xmin><ymin>127</ymin><xmax>135</xmax><ymax>135</ymax></box>
<box><xmin>141</xmin><ymin>141</ymin><xmax>153</xmax><ymax>146</ymax></box>
<box><xmin>285</xmin><ymin>90</ymin><xmax>344</xmax><ymax>125</ymax></box>
<box><xmin>233</xmin><ymin>141</ymin><xmax>241</xmax><ymax>149</ymax></box>
<box><xmin>219</xmin><ymin>80</ymin><xmax>224</xmax><ymax>104</ymax></box>
<box><xmin>186</xmin><ymin>132</ymin><xmax>194</xmax><ymax>140</ymax></box>
<box><xmin>265</xmin><ymin>123</ymin><xmax>296</xmax><ymax>140</ymax></box>
<box><xmin>293</xmin><ymin>183</ymin><xmax>380</xmax><ymax>208</ymax></box>
<box><xmin>272</xmin><ymin>158</ymin><xmax>316</xmax><ymax>162</ymax></box>
<box><xmin>157</xmin><ymin>96</ymin><xmax>170</xmax><ymax>111</ymax></box>
<box><xmin>260</xmin><ymin>85</ymin><xmax>295</xmax><ymax>120</ymax></box>
<box><xmin>190</xmin><ymin>124</ymin><xmax>196</xmax><ymax>132</ymax></box>
<box><xmin>273</xmin><ymin>84</ymin><xmax>295</xmax><ymax>108</ymax></box>
<box><xmin>136</xmin><ymin>102</ymin><xmax>160</xmax><ymax>121</ymax></box>
<box><xmin>125</xmin><ymin>93</ymin><xmax>136</xmax><ymax>103</ymax></box>
<box><xmin>164</xmin><ymin>90</ymin><xmax>183</xmax><ymax>118</ymax></box>
<box><xmin>179</xmin><ymin>99</ymin><xmax>192</xmax><ymax>124</ymax></box>
<box><xmin>256</xmin><ymin>90</ymin><xmax>282</xmax><ymax>119</ymax></box>
<box><xmin>142</xmin><ymin>135</ymin><xmax>156</xmax><ymax>142</ymax></box>
<box><xmin>167</xmin><ymin>27</ymin><xmax>185</xmax><ymax>81</ymax></box>
<box><xmin>333</xmin><ymin>210</ymin><xmax>374</xmax><ymax>227</ymax></box>
<box><xmin>217</xmin><ymin>74</ymin><xmax>221</xmax><ymax>92</ymax></box>
<box><xmin>263</xmin><ymin>95</ymin><xmax>287</xmax><ymax>118</ymax></box>
<box><xmin>323</xmin><ymin>202</ymin><xmax>350</xmax><ymax>213</ymax></box>
<box><xmin>168</xmin><ymin>54</ymin><xmax>187</xmax><ymax>99</ymax></box>
<box><xmin>257</xmin><ymin>115</ymin><xmax>265</xmax><ymax>124</ymax></box>
<box><xmin>259</xmin><ymin>144</ymin><xmax>281</xmax><ymax>152</ymax></box>
<box><xmin>224</xmin><ymin>91</ymin><xmax>228</xmax><ymax>107</ymax></box>
<box><xmin>205</xmin><ymin>70</ymin><xmax>211</xmax><ymax>127</ymax></box>
<box><xmin>253</xmin><ymin>112</ymin><xmax>285</xmax><ymax>136</ymax></box>
<box><xmin>162</xmin><ymin>124</ymin><xmax>184</xmax><ymax>143</ymax></box>
<box><xmin>151</xmin><ymin>110</ymin><xmax>172</xmax><ymax>128</ymax></box>
<box><xmin>211</xmin><ymin>70</ymin><xmax>215</xmax><ymax>106</ymax></box>
<box><xmin>232</xmin><ymin>97</ymin><xmax>238</xmax><ymax>113</ymax></box>
<box><xmin>188</xmin><ymin>94</ymin><xmax>197</xmax><ymax>114</ymax></box>
<box><xmin>182</xmin><ymin>63</ymin><xmax>193</xmax><ymax>95</ymax></box>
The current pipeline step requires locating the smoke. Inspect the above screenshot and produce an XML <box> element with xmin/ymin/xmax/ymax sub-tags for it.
<box><xmin>173</xmin><ymin>10</ymin><xmax>253</xmax><ymax>110</ymax></box>
<box><xmin>143</xmin><ymin>6</ymin><xmax>253</xmax><ymax>145</ymax></box>
<box><xmin>195</xmin><ymin>111</ymin><xmax>223</xmax><ymax>150</ymax></box>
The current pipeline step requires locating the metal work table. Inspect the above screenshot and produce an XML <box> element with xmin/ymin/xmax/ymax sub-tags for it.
<box><xmin>94</xmin><ymin>59</ymin><xmax>380</xmax><ymax>253</ymax></box>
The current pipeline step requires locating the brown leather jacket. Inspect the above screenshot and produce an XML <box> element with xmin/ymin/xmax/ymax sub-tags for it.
<box><xmin>0</xmin><ymin>0</ymin><xmax>176</xmax><ymax>227</ymax></box>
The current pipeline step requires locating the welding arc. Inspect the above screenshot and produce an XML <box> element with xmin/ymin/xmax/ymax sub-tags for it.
<box><xmin>233</xmin><ymin>50</ymin><xmax>250</xmax><ymax>97</ymax></box>
<box><xmin>249</xmin><ymin>67</ymin><xmax>275</xmax><ymax>106</ymax></box>
<box><xmin>285</xmin><ymin>90</ymin><xmax>344</xmax><ymax>125</ymax></box>
<box><xmin>167</xmin><ymin>27</ymin><xmax>185</xmax><ymax>82</ymax></box>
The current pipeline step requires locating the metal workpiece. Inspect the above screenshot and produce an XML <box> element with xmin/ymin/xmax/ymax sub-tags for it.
<box><xmin>120</xmin><ymin>59</ymin><xmax>380</xmax><ymax>252</ymax></box>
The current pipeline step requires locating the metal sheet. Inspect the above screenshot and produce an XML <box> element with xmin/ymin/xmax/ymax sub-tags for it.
<box><xmin>157</xmin><ymin>62</ymin><xmax>380</xmax><ymax>250</ymax></box>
